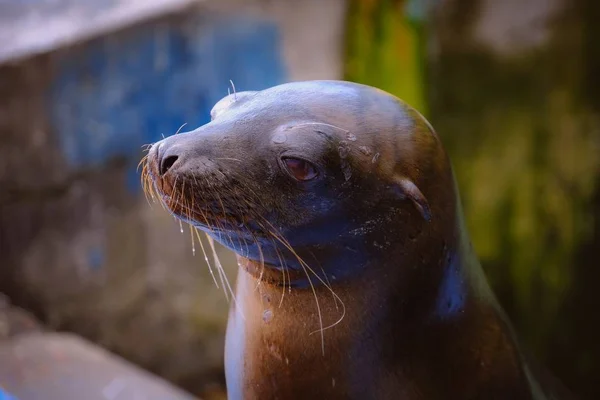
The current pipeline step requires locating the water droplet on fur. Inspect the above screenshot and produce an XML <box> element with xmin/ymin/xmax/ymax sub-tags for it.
<box><xmin>372</xmin><ymin>153</ymin><xmax>381</xmax><ymax>163</ymax></box>
<box><xmin>358</xmin><ymin>146</ymin><xmax>372</xmax><ymax>156</ymax></box>
<box><xmin>338</xmin><ymin>145</ymin><xmax>349</xmax><ymax>159</ymax></box>
<box><xmin>179</xmin><ymin>221</ymin><xmax>184</xmax><ymax>233</ymax></box>
<box><xmin>272</xmin><ymin>133</ymin><xmax>287</xmax><ymax>144</ymax></box>
<box><xmin>346</xmin><ymin>132</ymin><xmax>357</xmax><ymax>141</ymax></box>
<box><xmin>263</xmin><ymin>309</ymin><xmax>273</xmax><ymax>323</ymax></box>
<box><xmin>191</xmin><ymin>238</ymin><xmax>196</xmax><ymax>256</ymax></box>
<box><xmin>342</xmin><ymin>162</ymin><xmax>352</xmax><ymax>181</ymax></box>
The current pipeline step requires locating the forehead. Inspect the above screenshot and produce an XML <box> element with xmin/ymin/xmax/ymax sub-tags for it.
<box><xmin>209</xmin><ymin>82</ymin><xmax>419</xmax><ymax>143</ymax></box>
<box><xmin>211</xmin><ymin>82</ymin><xmax>363</xmax><ymax>117</ymax></box>
<box><xmin>254</xmin><ymin>82</ymin><xmax>365</xmax><ymax>110</ymax></box>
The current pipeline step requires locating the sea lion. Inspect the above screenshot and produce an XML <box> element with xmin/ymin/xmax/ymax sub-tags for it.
<box><xmin>143</xmin><ymin>81</ymin><xmax>572</xmax><ymax>399</ymax></box>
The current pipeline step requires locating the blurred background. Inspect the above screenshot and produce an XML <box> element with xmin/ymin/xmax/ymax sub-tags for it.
<box><xmin>0</xmin><ymin>0</ymin><xmax>598</xmax><ymax>399</ymax></box>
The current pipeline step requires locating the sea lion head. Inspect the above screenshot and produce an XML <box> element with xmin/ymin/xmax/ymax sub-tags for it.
<box><xmin>145</xmin><ymin>81</ymin><xmax>457</xmax><ymax>284</ymax></box>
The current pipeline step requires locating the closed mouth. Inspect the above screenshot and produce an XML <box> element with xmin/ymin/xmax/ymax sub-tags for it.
<box><xmin>145</xmin><ymin>149</ymin><xmax>271</xmax><ymax>238</ymax></box>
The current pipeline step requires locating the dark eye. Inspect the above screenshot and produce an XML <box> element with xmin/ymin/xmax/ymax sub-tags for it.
<box><xmin>282</xmin><ymin>157</ymin><xmax>318</xmax><ymax>181</ymax></box>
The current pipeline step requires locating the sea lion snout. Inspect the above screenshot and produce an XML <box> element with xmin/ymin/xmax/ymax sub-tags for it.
<box><xmin>154</xmin><ymin>141</ymin><xmax>178</xmax><ymax>176</ymax></box>
<box><xmin>149</xmin><ymin>129</ymin><xmax>222</xmax><ymax>178</ymax></box>
<box><xmin>149</xmin><ymin>137</ymin><xmax>185</xmax><ymax>177</ymax></box>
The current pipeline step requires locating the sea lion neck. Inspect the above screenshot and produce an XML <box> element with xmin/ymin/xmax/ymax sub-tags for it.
<box><xmin>226</xmin><ymin>209</ymin><xmax>537</xmax><ymax>400</ymax></box>
<box><xmin>234</xmin><ymin>184</ymin><xmax>494</xmax><ymax>327</ymax></box>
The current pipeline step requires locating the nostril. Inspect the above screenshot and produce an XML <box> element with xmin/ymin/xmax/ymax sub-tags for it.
<box><xmin>160</xmin><ymin>155</ymin><xmax>179</xmax><ymax>175</ymax></box>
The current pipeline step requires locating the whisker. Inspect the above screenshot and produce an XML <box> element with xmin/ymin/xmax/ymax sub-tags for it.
<box><xmin>175</xmin><ymin>123</ymin><xmax>188</xmax><ymax>135</ymax></box>
<box><xmin>193</xmin><ymin>227</ymin><xmax>220</xmax><ymax>289</ymax></box>
<box><xmin>215</xmin><ymin>158</ymin><xmax>243</xmax><ymax>162</ymax></box>
<box><xmin>260</xmin><ymin>218</ymin><xmax>347</xmax><ymax>355</ymax></box>
<box><xmin>137</xmin><ymin>154</ymin><xmax>148</xmax><ymax>172</ymax></box>
<box><xmin>207</xmin><ymin>234</ymin><xmax>245</xmax><ymax>320</ymax></box>
<box><xmin>229</xmin><ymin>79</ymin><xmax>237</xmax><ymax>101</ymax></box>
<box><xmin>311</xmin><ymin>250</ymin><xmax>340</xmax><ymax>311</ymax></box>
<box><xmin>189</xmin><ymin>224</ymin><xmax>197</xmax><ymax>255</ymax></box>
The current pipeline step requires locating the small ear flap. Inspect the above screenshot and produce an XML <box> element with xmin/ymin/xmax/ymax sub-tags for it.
<box><xmin>394</xmin><ymin>177</ymin><xmax>432</xmax><ymax>222</ymax></box>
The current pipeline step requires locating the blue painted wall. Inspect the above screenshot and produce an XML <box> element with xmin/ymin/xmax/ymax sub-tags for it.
<box><xmin>49</xmin><ymin>15</ymin><xmax>287</xmax><ymax>193</ymax></box>
<box><xmin>0</xmin><ymin>388</ymin><xmax>18</xmax><ymax>400</ymax></box>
